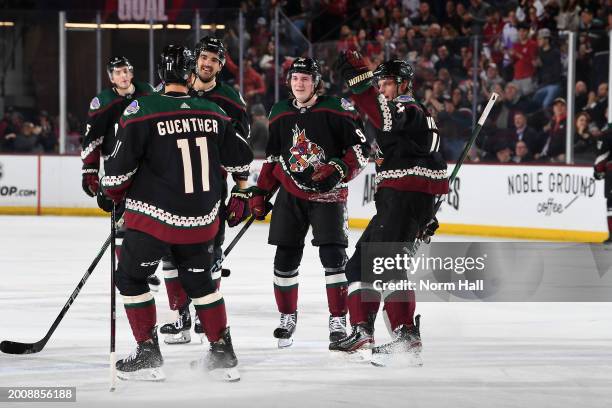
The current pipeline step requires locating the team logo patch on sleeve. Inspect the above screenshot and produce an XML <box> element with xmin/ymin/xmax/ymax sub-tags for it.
<box><xmin>124</xmin><ymin>100</ymin><xmax>140</xmax><ymax>116</ymax></box>
<box><xmin>395</xmin><ymin>95</ymin><xmax>415</xmax><ymax>103</ymax></box>
<box><xmin>340</xmin><ymin>98</ymin><xmax>355</xmax><ymax>111</ymax></box>
<box><xmin>89</xmin><ymin>97</ymin><xmax>101</xmax><ymax>110</ymax></box>
<box><xmin>153</xmin><ymin>82</ymin><xmax>164</xmax><ymax>93</ymax></box>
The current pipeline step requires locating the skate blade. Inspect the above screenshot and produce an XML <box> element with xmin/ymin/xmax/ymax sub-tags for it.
<box><xmin>117</xmin><ymin>367</ymin><xmax>166</xmax><ymax>381</ymax></box>
<box><xmin>163</xmin><ymin>331</ymin><xmax>191</xmax><ymax>345</ymax></box>
<box><xmin>371</xmin><ymin>351</ymin><xmax>423</xmax><ymax>367</ymax></box>
<box><xmin>277</xmin><ymin>338</ymin><xmax>293</xmax><ymax>348</ymax></box>
<box><xmin>210</xmin><ymin>367</ymin><xmax>241</xmax><ymax>382</ymax></box>
<box><xmin>330</xmin><ymin>347</ymin><xmax>372</xmax><ymax>363</ymax></box>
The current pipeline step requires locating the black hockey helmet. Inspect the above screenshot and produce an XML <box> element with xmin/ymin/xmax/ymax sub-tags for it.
<box><xmin>157</xmin><ymin>45</ymin><xmax>195</xmax><ymax>85</ymax></box>
<box><xmin>107</xmin><ymin>56</ymin><xmax>133</xmax><ymax>76</ymax></box>
<box><xmin>373</xmin><ymin>59</ymin><xmax>414</xmax><ymax>85</ymax></box>
<box><xmin>286</xmin><ymin>57</ymin><xmax>321</xmax><ymax>88</ymax></box>
<box><xmin>194</xmin><ymin>36</ymin><xmax>226</xmax><ymax>65</ymax></box>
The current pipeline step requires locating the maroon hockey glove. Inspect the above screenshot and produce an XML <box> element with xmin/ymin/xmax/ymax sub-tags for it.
<box><xmin>248</xmin><ymin>186</ymin><xmax>271</xmax><ymax>220</ymax></box>
<box><xmin>82</xmin><ymin>164</ymin><xmax>99</xmax><ymax>197</ymax></box>
<box><xmin>335</xmin><ymin>51</ymin><xmax>373</xmax><ymax>94</ymax></box>
<box><xmin>310</xmin><ymin>158</ymin><xmax>348</xmax><ymax>193</ymax></box>
<box><xmin>227</xmin><ymin>186</ymin><xmax>251</xmax><ymax>227</ymax></box>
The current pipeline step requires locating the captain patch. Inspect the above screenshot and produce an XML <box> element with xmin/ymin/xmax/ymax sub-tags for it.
<box><xmin>340</xmin><ymin>98</ymin><xmax>355</xmax><ymax>111</ymax></box>
<box><xmin>124</xmin><ymin>100</ymin><xmax>140</xmax><ymax>116</ymax></box>
<box><xmin>89</xmin><ymin>97</ymin><xmax>101</xmax><ymax>110</ymax></box>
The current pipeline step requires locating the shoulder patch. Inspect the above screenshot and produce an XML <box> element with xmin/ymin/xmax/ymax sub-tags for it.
<box><xmin>154</xmin><ymin>82</ymin><xmax>164</xmax><ymax>93</ymax></box>
<box><xmin>89</xmin><ymin>97</ymin><xmax>101</xmax><ymax>110</ymax></box>
<box><xmin>340</xmin><ymin>97</ymin><xmax>355</xmax><ymax>111</ymax></box>
<box><xmin>395</xmin><ymin>95</ymin><xmax>415</xmax><ymax>103</ymax></box>
<box><xmin>124</xmin><ymin>100</ymin><xmax>140</xmax><ymax>116</ymax></box>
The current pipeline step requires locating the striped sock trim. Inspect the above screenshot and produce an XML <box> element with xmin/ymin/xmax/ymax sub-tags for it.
<box><xmin>325</xmin><ymin>272</ymin><xmax>347</xmax><ymax>287</ymax></box>
<box><xmin>192</xmin><ymin>291</ymin><xmax>224</xmax><ymax>310</ymax></box>
<box><xmin>164</xmin><ymin>268</ymin><xmax>179</xmax><ymax>280</ymax></box>
<box><xmin>348</xmin><ymin>281</ymin><xmax>376</xmax><ymax>295</ymax></box>
<box><xmin>123</xmin><ymin>292</ymin><xmax>154</xmax><ymax>308</ymax></box>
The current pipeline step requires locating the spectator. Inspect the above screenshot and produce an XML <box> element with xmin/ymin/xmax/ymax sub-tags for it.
<box><xmin>494</xmin><ymin>142</ymin><xmax>513</xmax><ymax>163</ymax></box>
<box><xmin>516</xmin><ymin>0</ymin><xmax>544</xmax><ymax>22</ymax></box>
<box><xmin>556</xmin><ymin>0</ymin><xmax>580</xmax><ymax>31</ymax></box>
<box><xmin>493</xmin><ymin>82</ymin><xmax>538</xmax><ymax>130</ymax></box>
<box><xmin>513</xmin><ymin>111</ymin><xmax>541</xmax><ymax>154</ymax></box>
<box><xmin>480</xmin><ymin>62</ymin><xmax>505</xmax><ymax>98</ymax></box>
<box><xmin>401</xmin><ymin>0</ymin><xmax>420</xmax><ymax>19</ymax></box>
<box><xmin>1</xmin><ymin>111</ymin><xmax>22</xmax><ymax>152</ymax></box>
<box><xmin>36</xmin><ymin>111</ymin><xmax>57</xmax><ymax>153</ymax></box>
<box><xmin>510</xmin><ymin>23</ymin><xmax>538</xmax><ymax>96</ymax></box>
<box><xmin>532</xmin><ymin>28</ymin><xmax>562</xmax><ymax>108</ymax></box>
<box><xmin>575</xmin><ymin>81</ymin><xmax>589</xmax><ymax>112</ymax></box>
<box><xmin>225</xmin><ymin>55</ymin><xmax>266</xmax><ymax>105</ymax></box>
<box><xmin>336</xmin><ymin>25</ymin><xmax>357</xmax><ymax>53</ymax></box>
<box><xmin>482</xmin><ymin>8</ymin><xmax>504</xmax><ymax>47</ymax></box>
<box><xmin>502</xmin><ymin>10</ymin><xmax>519</xmax><ymax>49</ymax></box>
<box><xmin>435</xmin><ymin>45</ymin><xmax>461</xmax><ymax>79</ymax></box>
<box><xmin>249</xmin><ymin>103</ymin><xmax>268</xmax><ymax>157</ymax></box>
<box><xmin>573</xmin><ymin>111</ymin><xmax>598</xmax><ymax>163</ymax></box>
<box><xmin>539</xmin><ymin>97</ymin><xmax>568</xmax><ymax>161</ymax></box>
<box><xmin>411</xmin><ymin>1</ymin><xmax>437</xmax><ymax>33</ymax></box>
<box><xmin>465</xmin><ymin>0</ymin><xmax>491</xmax><ymax>35</ymax></box>
<box><xmin>585</xmin><ymin>82</ymin><xmax>608</xmax><ymax>129</ymax></box>
<box><xmin>252</xmin><ymin>17</ymin><xmax>271</xmax><ymax>53</ymax></box>
<box><xmin>13</xmin><ymin>122</ymin><xmax>38</xmax><ymax>153</ymax></box>
<box><xmin>512</xmin><ymin>140</ymin><xmax>534</xmax><ymax>163</ymax></box>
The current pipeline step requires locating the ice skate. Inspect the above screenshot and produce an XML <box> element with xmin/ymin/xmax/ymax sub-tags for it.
<box><xmin>116</xmin><ymin>327</ymin><xmax>165</xmax><ymax>381</ymax></box>
<box><xmin>329</xmin><ymin>314</ymin><xmax>347</xmax><ymax>342</ymax></box>
<box><xmin>329</xmin><ymin>322</ymin><xmax>374</xmax><ymax>362</ymax></box>
<box><xmin>147</xmin><ymin>274</ymin><xmax>161</xmax><ymax>292</ymax></box>
<box><xmin>273</xmin><ymin>312</ymin><xmax>297</xmax><ymax>348</ymax></box>
<box><xmin>190</xmin><ymin>328</ymin><xmax>240</xmax><ymax>382</ymax></box>
<box><xmin>159</xmin><ymin>304</ymin><xmax>191</xmax><ymax>344</ymax></box>
<box><xmin>371</xmin><ymin>315</ymin><xmax>423</xmax><ymax>367</ymax></box>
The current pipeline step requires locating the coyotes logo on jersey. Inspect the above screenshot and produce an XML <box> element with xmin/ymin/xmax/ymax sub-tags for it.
<box><xmin>288</xmin><ymin>125</ymin><xmax>325</xmax><ymax>172</ymax></box>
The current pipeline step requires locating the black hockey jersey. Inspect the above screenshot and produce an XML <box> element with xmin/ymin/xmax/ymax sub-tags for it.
<box><xmin>189</xmin><ymin>82</ymin><xmax>250</xmax><ymax>181</ymax></box>
<box><xmin>81</xmin><ymin>81</ymin><xmax>154</xmax><ymax>167</ymax></box>
<box><xmin>350</xmin><ymin>88</ymin><xmax>448</xmax><ymax>195</ymax></box>
<box><xmin>101</xmin><ymin>92</ymin><xmax>253</xmax><ymax>244</ymax></box>
<box><xmin>258</xmin><ymin>95</ymin><xmax>369</xmax><ymax>202</ymax></box>
<box><xmin>594</xmin><ymin>127</ymin><xmax>612</xmax><ymax>175</ymax></box>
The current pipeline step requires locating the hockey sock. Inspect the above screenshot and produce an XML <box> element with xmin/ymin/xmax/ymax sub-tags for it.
<box><xmin>123</xmin><ymin>292</ymin><xmax>156</xmax><ymax>343</ymax></box>
<box><xmin>273</xmin><ymin>268</ymin><xmax>299</xmax><ymax>314</ymax></box>
<box><xmin>163</xmin><ymin>267</ymin><xmax>188</xmax><ymax>311</ymax></box>
<box><xmin>320</xmin><ymin>245</ymin><xmax>348</xmax><ymax>316</ymax></box>
<box><xmin>382</xmin><ymin>289</ymin><xmax>416</xmax><ymax>331</ymax></box>
<box><xmin>193</xmin><ymin>292</ymin><xmax>227</xmax><ymax>343</ymax></box>
<box><xmin>607</xmin><ymin>215</ymin><xmax>612</xmax><ymax>237</ymax></box>
<box><xmin>347</xmin><ymin>282</ymin><xmax>380</xmax><ymax>326</ymax></box>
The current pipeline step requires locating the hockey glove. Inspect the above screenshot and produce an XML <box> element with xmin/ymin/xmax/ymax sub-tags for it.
<box><xmin>81</xmin><ymin>164</ymin><xmax>99</xmax><ymax>197</ymax></box>
<box><xmin>335</xmin><ymin>51</ymin><xmax>373</xmax><ymax>94</ymax></box>
<box><xmin>226</xmin><ymin>186</ymin><xmax>252</xmax><ymax>227</ymax></box>
<box><xmin>248</xmin><ymin>186</ymin><xmax>272</xmax><ymax>220</ymax></box>
<box><xmin>96</xmin><ymin>189</ymin><xmax>114</xmax><ymax>213</ymax></box>
<box><xmin>419</xmin><ymin>217</ymin><xmax>439</xmax><ymax>244</ymax></box>
<box><xmin>310</xmin><ymin>158</ymin><xmax>348</xmax><ymax>193</ymax></box>
<box><xmin>594</xmin><ymin>168</ymin><xmax>606</xmax><ymax>180</ymax></box>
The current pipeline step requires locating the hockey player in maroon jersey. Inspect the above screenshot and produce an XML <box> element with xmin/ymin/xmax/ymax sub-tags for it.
<box><xmin>330</xmin><ymin>52</ymin><xmax>448</xmax><ymax>366</ymax></box>
<box><xmin>159</xmin><ymin>37</ymin><xmax>252</xmax><ymax>345</ymax></box>
<box><xmin>101</xmin><ymin>45</ymin><xmax>252</xmax><ymax>381</ymax></box>
<box><xmin>80</xmin><ymin>56</ymin><xmax>161</xmax><ymax>291</ymax></box>
<box><xmin>248</xmin><ymin>57</ymin><xmax>370</xmax><ymax>348</ymax></box>
<box><xmin>594</xmin><ymin>126</ymin><xmax>612</xmax><ymax>244</ymax></box>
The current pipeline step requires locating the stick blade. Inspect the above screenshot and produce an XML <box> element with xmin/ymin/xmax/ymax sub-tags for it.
<box><xmin>0</xmin><ymin>340</ymin><xmax>41</xmax><ymax>355</ymax></box>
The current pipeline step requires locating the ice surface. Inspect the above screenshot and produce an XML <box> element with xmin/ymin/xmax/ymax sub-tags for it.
<box><xmin>0</xmin><ymin>216</ymin><xmax>611</xmax><ymax>408</ymax></box>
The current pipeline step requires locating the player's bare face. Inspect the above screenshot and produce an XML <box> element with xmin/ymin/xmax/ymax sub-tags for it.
<box><xmin>377</xmin><ymin>78</ymin><xmax>399</xmax><ymax>101</ymax></box>
<box><xmin>197</xmin><ymin>51</ymin><xmax>222</xmax><ymax>82</ymax></box>
<box><xmin>290</xmin><ymin>73</ymin><xmax>315</xmax><ymax>103</ymax></box>
<box><xmin>110</xmin><ymin>67</ymin><xmax>133</xmax><ymax>90</ymax></box>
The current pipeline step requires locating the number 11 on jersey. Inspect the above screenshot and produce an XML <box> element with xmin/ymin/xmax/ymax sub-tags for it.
<box><xmin>176</xmin><ymin>137</ymin><xmax>210</xmax><ymax>193</ymax></box>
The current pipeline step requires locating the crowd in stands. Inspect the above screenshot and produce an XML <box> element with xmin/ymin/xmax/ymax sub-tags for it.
<box><xmin>1</xmin><ymin>0</ymin><xmax>610</xmax><ymax>163</ymax></box>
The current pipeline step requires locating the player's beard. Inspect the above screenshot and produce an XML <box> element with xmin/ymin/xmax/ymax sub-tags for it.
<box><xmin>197</xmin><ymin>67</ymin><xmax>215</xmax><ymax>83</ymax></box>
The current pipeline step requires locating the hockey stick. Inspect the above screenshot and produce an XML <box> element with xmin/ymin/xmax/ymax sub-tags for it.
<box><xmin>0</xmin><ymin>234</ymin><xmax>112</xmax><ymax>354</ymax></box>
<box><xmin>413</xmin><ymin>92</ymin><xmax>500</xmax><ymax>249</ymax></box>
<box><xmin>210</xmin><ymin>187</ymin><xmax>279</xmax><ymax>274</ymax></box>
<box><xmin>109</xmin><ymin>206</ymin><xmax>117</xmax><ymax>392</ymax></box>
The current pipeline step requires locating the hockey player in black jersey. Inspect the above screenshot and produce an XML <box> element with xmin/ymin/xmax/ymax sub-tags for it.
<box><xmin>80</xmin><ymin>56</ymin><xmax>160</xmax><ymax>291</ymax></box>
<box><xmin>159</xmin><ymin>36</ymin><xmax>252</xmax><ymax>345</ymax></box>
<box><xmin>330</xmin><ymin>52</ymin><xmax>449</xmax><ymax>366</ymax></box>
<box><xmin>594</xmin><ymin>126</ymin><xmax>612</xmax><ymax>244</ymax></box>
<box><xmin>248</xmin><ymin>57</ymin><xmax>370</xmax><ymax>348</ymax></box>
<box><xmin>101</xmin><ymin>45</ymin><xmax>252</xmax><ymax>382</ymax></box>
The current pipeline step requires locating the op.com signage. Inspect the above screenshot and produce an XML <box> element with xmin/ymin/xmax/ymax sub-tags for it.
<box><xmin>0</xmin><ymin>159</ymin><xmax>37</xmax><ymax>203</ymax></box>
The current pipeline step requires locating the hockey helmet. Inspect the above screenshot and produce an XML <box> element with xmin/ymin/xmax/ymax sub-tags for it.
<box><xmin>373</xmin><ymin>59</ymin><xmax>414</xmax><ymax>85</ymax></box>
<box><xmin>107</xmin><ymin>56</ymin><xmax>133</xmax><ymax>76</ymax></box>
<box><xmin>194</xmin><ymin>36</ymin><xmax>226</xmax><ymax>65</ymax></box>
<box><xmin>286</xmin><ymin>57</ymin><xmax>321</xmax><ymax>88</ymax></box>
<box><xmin>157</xmin><ymin>45</ymin><xmax>195</xmax><ymax>85</ymax></box>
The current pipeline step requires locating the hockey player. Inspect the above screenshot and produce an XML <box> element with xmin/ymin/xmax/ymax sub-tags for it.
<box><xmin>594</xmin><ymin>126</ymin><xmax>612</xmax><ymax>244</ymax></box>
<box><xmin>159</xmin><ymin>36</ymin><xmax>251</xmax><ymax>345</ymax></box>
<box><xmin>101</xmin><ymin>45</ymin><xmax>252</xmax><ymax>381</ymax></box>
<box><xmin>80</xmin><ymin>56</ymin><xmax>160</xmax><ymax>291</ymax></box>
<box><xmin>248</xmin><ymin>57</ymin><xmax>370</xmax><ymax>347</ymax></box>
<box><xmin>330</xmin><ymin>52</ymin><xmax>448</xmax><ymax>366</ymax></box>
